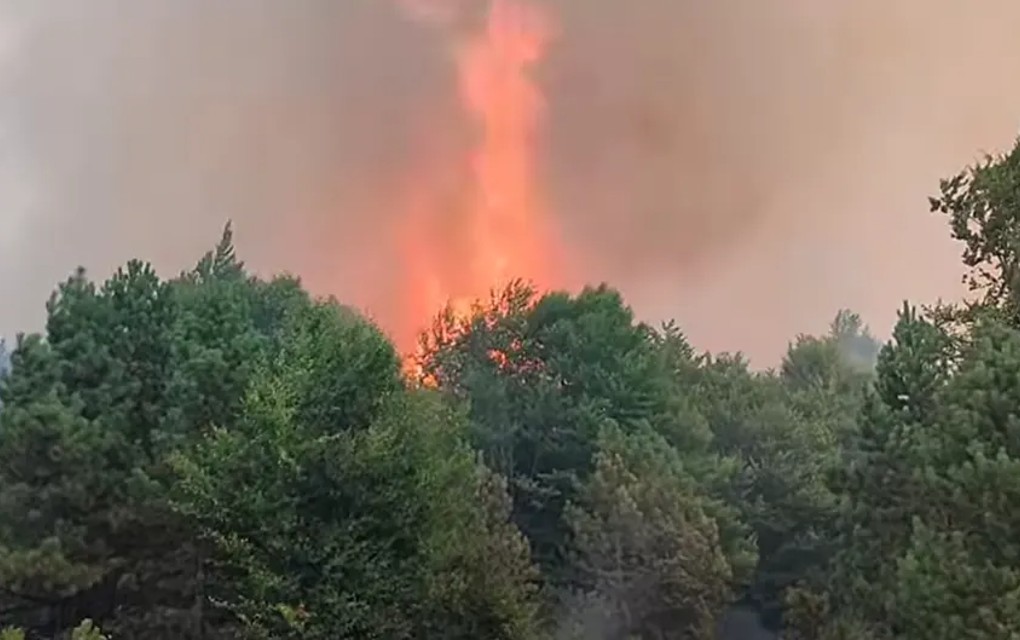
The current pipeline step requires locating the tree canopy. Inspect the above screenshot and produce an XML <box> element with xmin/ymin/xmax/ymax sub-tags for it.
<box><xmin>5</xmin><ymin>138</ymin><xmax>1020</xmax><ymax>638</ymax></box>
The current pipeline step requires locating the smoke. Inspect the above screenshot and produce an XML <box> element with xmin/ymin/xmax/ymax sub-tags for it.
<box><xmin>0</xmin><ymin>0</ymin><xmax>1019</xmax><ymax>363</ymax></box>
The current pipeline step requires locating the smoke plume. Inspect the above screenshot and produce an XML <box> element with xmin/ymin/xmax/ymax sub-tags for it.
<box><xmin>1</xmin><ymin>0</ymin><xmax>1019</xmax><ymax>363</ymax></box>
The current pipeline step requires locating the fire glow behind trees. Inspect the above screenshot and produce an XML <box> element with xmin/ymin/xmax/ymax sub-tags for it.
<box><xmin>396</xmin><ymin>0</ymin><xmax>562</xmax><ymax>354</ymax></box>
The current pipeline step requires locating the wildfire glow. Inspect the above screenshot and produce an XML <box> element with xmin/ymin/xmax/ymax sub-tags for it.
<box><xmin>396</xmin><ymin>0</ymin><xmax>558</xmax><ymax>355</ymax></box>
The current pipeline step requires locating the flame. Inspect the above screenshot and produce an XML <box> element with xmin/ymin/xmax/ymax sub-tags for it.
<box><xmin>455</xmin><ymin>0</ymin><xmax>554</xmax><ymax>292</ymax></box>
<box><xmin>396</xmin><ymin>0</ymin><xmax>558</xmax><ymax>357</ymax></box>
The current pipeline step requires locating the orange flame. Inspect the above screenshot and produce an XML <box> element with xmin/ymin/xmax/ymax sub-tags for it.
<box><xmin>455</xmin><ymin>0</ymin><xmax>554</xmax><ymax>292</ymax></box>
<box><xmin>396</xmin><ymin>0</ymin><xmax>558</xmax><ymax>356</ymax></box>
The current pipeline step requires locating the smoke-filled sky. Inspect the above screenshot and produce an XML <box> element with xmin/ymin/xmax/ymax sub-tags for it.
<box><xmin>1</xmin><ymin>0</ymin><xmax>1019</xmax><ymax>364</ymax></box>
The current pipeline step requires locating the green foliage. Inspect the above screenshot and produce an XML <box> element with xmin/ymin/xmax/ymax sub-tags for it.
<box><xmin>781</xmin><ymin>310</ymin><xmax>878</xmax><ymax>442</ymax></box>
<box><xmin>0</xmin><ymin>338</ymin><xmax>9</xmax><ymax>378</ymax></box>
<box><xmin>172</xmin><ymin>375</ymin><xmax>541</xmax><ymax>639</ymax></box>
<box><xmin>0</xmin><ymin>307</ymin><xmax>174</xmax><ymax>633</ymax></box>
<box><xmin>811</xmin><ymin>301</ymin><xmax>1020</xmax><ymax>637</ymax></box>
<box><xmin>0</xmin><ymin>224</ymin><xmax>302</xmax><ymax>637</ymax></box>
<box><xmin>272</xmin><ymin>299</ymin><xmax>401</xmax><ymax>435</ymax></box>
<box><xmin>9</xmin><ymin>127</ymin><xmax>1020</xmax><ymax>638</ymax></box>
<box><xmin>564</xmin><ymin>426</ymin><xmax>750</xmax><ymax>639</ymax></box>
<box><xmin>891</xmin><ymin>523</ymin><xmax>1020</xmax><ymax>640</ymax></box>
<box><xmin>693</xmin><ymin>347</ymin><xmax>845</xmax><ymax>629</ymax></box>
<box><xmin>69</xmin><ymin>619</ymin><xmax>108</xmax><ymax>640</ymax></box>
<box><xmin>0</xmin><ymin>619</ymin><xmax>107</xmax><ymax>640</ymax></box>
<box><xmin>415</xmin><ymin>282</ymin><xmax>723</xmax><ymax>592</ymax></box>
<box><xmin>930</xmin><ymin>136</ymin><xmax>1020</xmax><ymax>319</ymax></box>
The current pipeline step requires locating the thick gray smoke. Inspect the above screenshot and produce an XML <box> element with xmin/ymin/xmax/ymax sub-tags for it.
<box><xmin>1</xmin><ymin>0</ymin><xmax>1019</xmax><ymax>363</ymax></box>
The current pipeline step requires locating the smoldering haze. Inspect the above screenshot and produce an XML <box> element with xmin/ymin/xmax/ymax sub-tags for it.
<box><xmin>0</xmin><ymin>0</ymin><xmax>1019</xmax><ymax>363</ymax></box>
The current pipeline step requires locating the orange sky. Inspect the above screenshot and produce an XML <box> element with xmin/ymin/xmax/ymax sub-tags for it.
<box><xmin>0</xmin><ymin>1</ymin><xmax>1019</xmax><ymax>364</ymax></box>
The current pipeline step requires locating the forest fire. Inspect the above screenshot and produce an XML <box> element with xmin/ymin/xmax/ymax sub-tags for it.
<box><xmin>397</xmin><ymin>0</ymin><xmax>558</xmax><ymax>357</ymax></box>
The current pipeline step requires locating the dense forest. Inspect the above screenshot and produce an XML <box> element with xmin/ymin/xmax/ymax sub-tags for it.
<box><xmin>3</xmin><ymin>137</ymin><xmax>1020</xmax><ymax>639</ymax></box>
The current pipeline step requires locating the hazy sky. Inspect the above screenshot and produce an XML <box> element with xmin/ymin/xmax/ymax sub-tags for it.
<box><xmin>0</xmin><ymin>1</ymin><xmax>1018</xmax><ymax>364</ymax></box>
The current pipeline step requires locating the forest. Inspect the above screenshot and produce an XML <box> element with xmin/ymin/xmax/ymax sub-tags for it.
<box><xmin>2</xmin><ymin>137</ymin><xmax>1020</xmax><ymax>639</ymax></box>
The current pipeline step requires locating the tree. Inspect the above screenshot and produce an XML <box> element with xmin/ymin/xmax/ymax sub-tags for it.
<box><xmin>16</xmin><ymin>124</ymin><xmax>1020</xmax><ymax>640</ymax></box>
<box><xmin>779</xmin><ymin>134</ymin><xmax>1020</xmax><ymax>638</ymax></box>
<box><xmin>416</xmin><ymin>281</ymin><xmax>720</xmax><ymax>594</ymax></box>
<box><xmin>0</xmin><ymin>259</ymin><xmax>193</xmax><ymax>636</ymax></box>
<box><xmin>692</xmin><ymin>351</ymin><xmax>839</xmax><ymax>629</ymax></box>
<box><xmin>784</xmin><ymin>306</ymin><xmax>949</xmax><ymax>636</ymax></box>
<box><xmin>563</xmin><ymin>426</ymin><xmax>751</xmax><ymax>640</ymax></box>
<box><xmin>790</xmin><ymin>305</ymin><xmax>1020</xmax><ymax>639</ymax></box>
<box><xmin>929</xmin><ymin>136</ymin><xmax>1020</xmax><ymax>322</ymax></box>
<box><xmin>272</xmin><ymin>299</ymin><xmax>402</xmax><ymax>436</ymax></box>
<box><xmin>0</xmin><ymin>338</ymin><xmax>9</xmax><ymax>378</ymax></box>
<box><xmin>890</xmin><ymin>522</ymin><xmax>1020</xmax><ymax>640</ymax></box>
<box><xmin>172</xmin><ymin>370</ymin><xmax>541</xmax><ymax>639</ymax></box>
<box><xmin>163</xmin><ymin>226</ymin><xmax>264</xmax><ymax>442</ymax></box>
<box><xmin>0</xmin><ymin>619</ymin><xmax>108</xmax><ymax>640</ymax></box>
<box><xmin>780</xmin><ymin>310</ymin><xmax>879</xmax><ymax>442</ymax></box>
<box><xmin>0</xmin><ymin>338</ymin><xmax>7</xmax><ymax>411</ymax></box>
<box><xmin>0</xmin><ymin>225</ymin><xmax>306</xmax><ymax>637</ymax></box>
<box><xmin>0</xmin><ymin>335</ymin><xmax>120</xmax><ymax>634</ymax></box>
